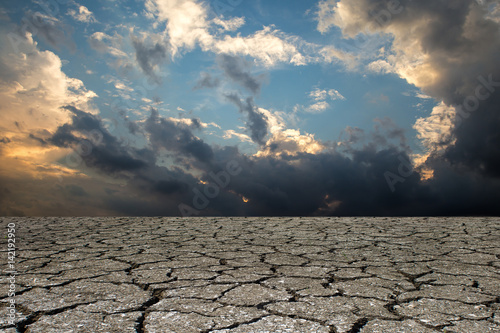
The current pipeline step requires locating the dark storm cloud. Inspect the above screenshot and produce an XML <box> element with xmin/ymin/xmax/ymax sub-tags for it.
<box><xmin>225</xmin><ymin>93</ymin><xmax>268</xmax><ymax>146</ymax></box>
<box><xmin>0</xmin><ymin>186</ymin><xmax>25</xmax><ymax>216</ymax></box>
<box><xmin>408</xmin><ymin>0</ymin><xmax>500</xmax><ymax>179</ymax></box>
<box><xmin>217</xmin><ymin>54</ymin><xmax>264</xmax><ymax>94</ymax></box>
<box><xmin>131</xmin><ymin>35</ymin><xmax>168</xmax><ymax>83</ymax></box>
<box><xmin>218</xmin><ymin>148</ymin><xmax>424</xmax><ymax>216</ymax></box>
<box><xmin>153</xmin><ymin>179</ymin><xmax>189</xmax><ymax>195</ymax></box>
<box><xmin>50</xmin><ymin>106</ymin><xmax>149</xmax><ymax>174</ymax></box>
<box><xmin>51</xmin><ymin>106</ymin><xmax>216</xmax><ymax>178</ymax></box>
<box><xmin>339</xmin><ymin>0</ymin><xmax>500</xmax><ymax>178</ymax></box>
<box><xmin>37</xmin><ymin>106</ymin><xmax>217</xmax><ymax>215</ymax></box>
<box><xmin>420</xmin><ymin>159</ymin><xmax>500</xmax><ymax>216</ymax></box>
<box><xmin>31</xmin><ymin>103</ymin><xmax>500</xmax><ymax>216</ymax></box>
<box><xmin>39</xmin><ymin>106</ymin><xmax>243</xmax><ymax>216</ymax></box>
<box><xmin>144</xmin><ymin>108</ymin><xmax>214</xmax><ymax>163</ymax></box>
<box><xmin>29</xmin><ymin>133</ymin><xmax>47</xmax><ymax>146</ymax></box>
<box><xmin>65</xmin><ymin>184</ymin><xmax>88</xmax><ymax>197</ymax></box>
<box><xmin>203</xmin><ymin>141</ymin><xmax>500</xmax><ymax>216</ymax></box>
<box><xmin>443</xmin><ymin>91</ymin><xmax>500</xmax><ymax>178</ymax></box>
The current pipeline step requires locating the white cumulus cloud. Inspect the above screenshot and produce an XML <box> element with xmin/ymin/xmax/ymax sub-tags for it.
<box><xmin>68</xmin><ymin>5</ymin><xmax>96</xmax><ymax>23</ymax></box>
<box><xmin>146</xmin><ymin>0</ymin><xmax>347</xmax><ymax>67</ymax></box>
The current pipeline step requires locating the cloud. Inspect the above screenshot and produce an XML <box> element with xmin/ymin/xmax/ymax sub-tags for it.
<box><xmin>225</xmin><ymin>94</ymin><xmax>269</xmax><ymax>146</ymax></box>
<box><xmin>194</xmin><ymin>72</ymin><xmax>221</xmax><ymax>89</ymax></box>
<box><xmin>414</xmin><ymin>102</ymin><xmax>457</xmax><ymax>154</ymax></box>
<box><xmin>223</xmin><ymin>130</ymin><xmax>252</xmax><ymax>143</ymax></box>
<box><xmin>65</xmin><ymin>184</ymin><xmax>89</xmax><ymax>197</ymax></box>
<box><xmin>309</xmin><ymin>88</ymin><xmax>328</xmax><ymax>101</ymax></box>
<box><xmin>485</xmin><ymin>1</ymin><xmax>500</xmax><ymax>23</ymax></box>
<box><xmin>49</xmin><ymin>106</ymin><xmax>149</xmax><ymax>174</ymax></box>
<box><xmin>3</xmin><ymin>1</ymin><xmax>500</xmax><ymax>217</ymax></box>
<box><xmin>412</xmin><ymin>102</ymin><xmax>458</xmax><ymax>177</ymax></box>
<box><xmin>4</xmin><ymin>104</ymin><xmax>234</xmax><ymax>216</ymax></box>
<box><xmin>153</xmin><ymin>179</ymin><xmax>189</xmax><ymax>195</ymax></box>
<box><xmin>211</xmin><ymin>26</ymin><xmax>307</xmax><ymax>67</ymax></box>
<box><xmin>306</xmin><ymin>101</ymin><xmax>330</xmax><ymax>113</ymax></box>
<box><xmin>0</xmin><ymin>41</ymin><xmax>220</xmax><ymax>215</ymax></box>
<box><xmin>145</xmin><ymin>0</ymin><xmax>213</xmax><ymax>56</ymax></box>
<box><xmin>319</xmin><ymin>0</ymin><xmax>500</xmax><ymax>179</ymax></box>
<box><xmin>254</xmin><ymin>108</ymin><xmax>325</xmax><ymax>157</ymax></box>
<box><xmin>21</xmin><ymin>11</ymin><xmax>75</xmax><ymax>50</ymax></box>
<box><xmin>145</xmin><ymin>108</ymin><xmax>215</xmax><ymax>163</ymax></box>
<box><xmin>221</xmin><ymin>148</ymin><xmax>415</xmax><ymax>215</ymax></box>
<box><xmin>256</xmin><ymin>128</ymin><xmax>325</xmax><ymax>157</ymax></box>
<box><xmin>113</xmin><ymin>80</ymin><xmax>133</xmax><ymax>91</ymax></box>
<box><xmin>131</xmin><ymin>34</ymin><xmax>168</xmax><ymax>83</ymax></box>
<box><xmin>88</xmin><ymin>32</ymin><xmax>127</xmax><ymax>58</ymax></box>
<box><xmin>0</xmin><ymin>31</ymin><xmax>97</xmax><ymax>149</ymax></box>
<box><xmin>146</xmin><ymin>0</ymin><xmax>347</xmax><ymax>67</ymax></box>
<box><xmin>0</xmin><ymin>30</ymin><xmax>127</xmax><ymax>216</ymax></box>
<box><xmin>327</xmin><ymin>89</ymin><xmax>346</xmax><ymax>101</ymax></box>
<box><xmin>367</xmin><ymin>59</ymin><xmax>393</xmax><ymax>74</ymax></box>
<box><xmin>316</xmin><ymin>0</ymin><xmax>338</xmax><ymax>34</ymax></box>
<box><xmin>166</xmin><ymin>117</ymin><xmax>220</xmax><ymax>129</ymax></box>
<box><xmin>319</xmin><ymin>46</ymin><xmax>359</xmax><ymax>69</ymax></box>
<box><xmin>217</xmin><ymin>54</ymin><xmax>265</xmax><ymax>94</ymax></box>
<box><xmin>443</xmin><ymin>91</ymin><xmax>500</xmax><ymax>178</ymax></box>
<box><xmin>204</xmin><ymin>134</ymin><xmax>500</xmax><ymax>215</ymax></box>
<box><xmin>213</xmin><ymin>16</ymin><xmax>245</xmax><ymax>31</ymax></box>
<box><xmin>415</xmin><ymin>92</ymin><xmax>433</xmax><ymax>100</ymax></box>
<box><xmin>68</xmin><ymin>5</ymin><xmax>96</xmax><ymax>23</ymax></box>
<box><xmin>309</xmin><ymin>87</ymin><xmax>346</xmax><ymax>102</ymax></box>
<box><xmin>4</xmin><ymin>96</ymin><xmax>500</xmax><ymax>216</ymax></box>
<box><xmin>299</xmin><ymin>87</ymin><xmax>346</xmax><ymax>113</ymax></box>
<box><xmin>321</xmin><ymin>0</ymin><xmax>500</xmax><ymax>99</ymax></box>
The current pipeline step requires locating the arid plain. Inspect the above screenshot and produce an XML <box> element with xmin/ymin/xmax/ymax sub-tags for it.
<box><xmin>1</xmin><ymin>217</ymin><xmax>499</xmax><ymax>332</ymax></box>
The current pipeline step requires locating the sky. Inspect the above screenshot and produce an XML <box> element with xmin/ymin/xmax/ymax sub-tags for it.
<box><xmin>0</xmin><ymin>0</ymin><xmax>500</xmax><ymax>216</ymax></box>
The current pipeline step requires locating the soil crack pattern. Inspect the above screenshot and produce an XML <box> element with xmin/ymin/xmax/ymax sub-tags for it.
<box><xmin>1</xmin><ymin>217</ymin><xmax>499</xmax><ymax>332</ymax></box>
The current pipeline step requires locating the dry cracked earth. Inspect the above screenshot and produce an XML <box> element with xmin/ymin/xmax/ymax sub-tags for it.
<box><xmin>0</xmin><ymin>217</ymin><xmax>499</xmax><ymax>333</ymax></box>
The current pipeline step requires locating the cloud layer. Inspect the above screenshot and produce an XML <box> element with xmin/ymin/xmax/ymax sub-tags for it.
<box><xmin>1</xmin><ymin>0</ymin><xmax>500</xmax><ymax>216</ymax></box>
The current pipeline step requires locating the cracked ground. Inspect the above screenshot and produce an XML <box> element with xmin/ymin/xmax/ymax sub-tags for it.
<box><xmin>1</xmin><ymin>217</ymin><xmax>499</xmax><ymax>333</ymax></box>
